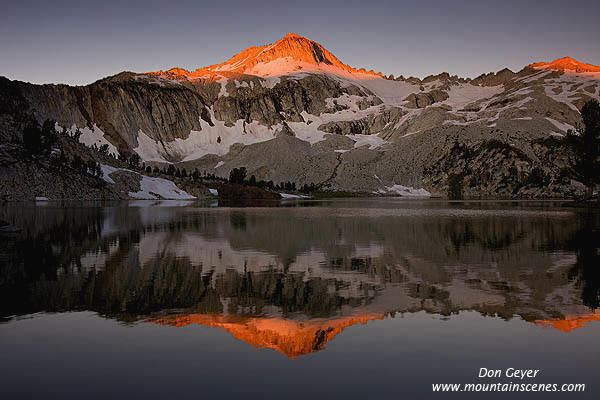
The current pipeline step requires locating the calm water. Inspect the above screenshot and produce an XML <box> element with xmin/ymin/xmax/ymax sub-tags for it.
<box><xmin>1</xmin><ymin>199</ymin><xmax>599</xmax><ymax>399</ymax></box>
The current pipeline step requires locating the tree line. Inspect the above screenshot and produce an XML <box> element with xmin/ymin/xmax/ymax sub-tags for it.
<box><xmin>22</xmin><ymin>119</ymin><xmax>104</xmax><ymax>179</ymax></box>
<box><xmin>228</xmin><ymin>167</ymin><xmax>318</xmax><ymax>193</ymax></box>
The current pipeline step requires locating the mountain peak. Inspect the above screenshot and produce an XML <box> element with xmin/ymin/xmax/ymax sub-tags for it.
<box><xmin>282</xmin><ymin>32</ymin><xmax>304</xmax><ymax>39</ymax></box>
<box><xmin>156</xmin><ymin>34</ymin><xmax>383</xmax><ymax>79</ymax></box>
<box><xmin>529</xmin><ymin>57</ymin><xmax>600</xmax><ymax>73</ymax></box>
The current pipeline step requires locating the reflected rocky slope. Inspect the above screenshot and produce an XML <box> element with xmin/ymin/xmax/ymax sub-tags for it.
<box><xmin>1</xmin><ymin>201</ymin><xmax>598</xmax><ymax>356</ymax></box>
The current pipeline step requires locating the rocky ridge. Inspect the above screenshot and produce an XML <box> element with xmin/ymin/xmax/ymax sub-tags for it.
<box><xmin>1</xmin><ymin>33</ymin><xmax>600</xmax><ymax>198</ymax></box>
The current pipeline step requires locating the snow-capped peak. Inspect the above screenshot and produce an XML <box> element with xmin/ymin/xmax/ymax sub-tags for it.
<box><xmin>149</xmin><ymin>33</ymin><xmax>384</xmax><ymax>80</ymax></box>
<box><xmin>529</xmin><ymin>57</ymin><xmax>600</xmax><ymax>73</ymax></box>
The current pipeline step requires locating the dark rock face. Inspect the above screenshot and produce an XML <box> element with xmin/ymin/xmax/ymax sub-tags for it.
<box><xmin>274</xmin><ymin>121</ymin><xmax>296</xmax><ymax>137</ymax></box>
<box><xmin>422</xmin><ymin>138</ymin><xmax>579</xmax><ymax>198</ymax></box>
<box><xmin>18</xmin><ymin>79</ymin><xmax>210</xmax><ymax>155</ymax></box>
<box><xmin>403</xmin><ymin>89</ymin><xmax>449</xmax><ymax>108</ymax></box>
<box><xmin>318</xmin><ymin>107</ymin><xmax>406</xmax><ymax>136</ymax></box>
<box><xmin>471</xmin><ymin>68</ymin><xmax>518</xmax><ymax>86</ymax></box>
<box><xmin>212</xmin><ymin>74</ymin><xmax>373</xmax><ymax>126</ymax></box>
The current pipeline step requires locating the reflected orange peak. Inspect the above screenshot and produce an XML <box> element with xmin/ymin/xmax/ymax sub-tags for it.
<box><xmin>534</xmin><ymin>311</ymin><xmax>600</xmax><ymax>333</ymax></box>
<box><xmin>149</xmin><ymin>314</ymin><xmax>385</xmax><ymax>358</ymax></box>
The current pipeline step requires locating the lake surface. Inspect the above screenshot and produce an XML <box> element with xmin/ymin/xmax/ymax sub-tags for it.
<box><xmin>1</xmin><ymin>199</ymin><xmax>599</xmax><ymax>399</ymax></box>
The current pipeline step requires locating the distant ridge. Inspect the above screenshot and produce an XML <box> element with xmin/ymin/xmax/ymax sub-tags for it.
<box><xmin>151</xmin><ymin>35</ymin><xmax>600</xmax><ymax>82</ymax></box>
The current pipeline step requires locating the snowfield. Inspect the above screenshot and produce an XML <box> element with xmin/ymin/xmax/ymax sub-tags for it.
<box><xmin>132</xmin><ymin>91</ymin><xmax>393</xmax><ymax>162</ymax></box>
<box><xmin>56</xmin><ymin>123</ymin><xmax>120</xmax><ymax>157</ymax></box>
<box><xmin>100</xmin><ymin>164</ymin><xmax>196</xmax><ymax>200</ymax></box>
<box><xmin>129</xmin><ymin>175</ymin><xmax>195</xmax><ymax>200</ymax></box>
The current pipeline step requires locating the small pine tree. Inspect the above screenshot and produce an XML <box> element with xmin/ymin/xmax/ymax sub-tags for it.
<box><xmin>229</xmin><ymin>167</ymin><xmax>247</xmax><ymax>184</ymax></box>
<box><xmin>447</xmin><ymin>174</ymin><xmax>464</xmax><ymax>200</ymax></box>
<box><xmin>71</xmin><ymin>155</ymin><xmax>83</xmax><ymax>171</ymax></box>
<box><xmin>129</xmin><ymin>153</ymin><xmax>141</xmax><ymax>169</ymax></box>
<box><xmin>23</xmin><ymin>124</ymin><xmax>42</xmax><ymax>154</ymax></box>
<box><xmin>40</xmin><ymin>119</ymin><xmax>57</xmax><ymax>153</ymax></box>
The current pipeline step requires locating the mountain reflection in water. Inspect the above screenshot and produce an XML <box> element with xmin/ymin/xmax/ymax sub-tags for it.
<box><xmin>0</xmin><ymin>200</ymin><xmax>598</xmax><ymax>358</ymax></box>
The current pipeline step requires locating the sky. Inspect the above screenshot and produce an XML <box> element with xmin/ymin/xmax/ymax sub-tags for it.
<box><xmin>1</xmin><ymin>0</ymin><xmax>599</xmax><ymax>85</ymax></box>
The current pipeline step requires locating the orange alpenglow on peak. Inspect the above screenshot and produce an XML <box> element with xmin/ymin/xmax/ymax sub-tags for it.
<box><xmin>149</xmin><ymin>313</ymin><xmax>386</xmax><ymax>358</ymax></box>
<box><xmin>534</xmin><ymin>311</ymin><xmax>600</xmax><ymax>333</ymax></box>
<box><xmin>529</xmin><ymin>57</ymin><xmax>600</xmax><ymax>73</ymax></box>
<box><xmin>283</xmin><ymin>32</ymin><xmax>303</xmax><ymax>39</ymax></box>
<box><xmin>150</xmin><ymin>33</ymin><xmax>384</xmax><ymax>79</ymax></box>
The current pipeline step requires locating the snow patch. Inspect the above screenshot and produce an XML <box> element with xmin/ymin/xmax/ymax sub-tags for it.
<box><xmin>100</xmin><ymin>164</ymin><xmax>119</xmax><ymax>184</ymax></box>
<box><xmin>353</xmin><ymin>79</ymin><xmax>421</xmax><ymax>106</ymax></box>
<box><xmin>280</xmin><ymin>193</ymin><xmax>310</xmax><ymax>199</ymax></box>
<box><xmin>133</xmin><ymin>130</ymin><xmax>168</xmax><ymax>162</ymax></box>
<box><xmin>57</xmin><ymin>123</ymin><xmax>119</xmax><ymax>157</ymax></box>
<box><xmin>443</xmin><ymin>84</ymin><xmax>504</xmax><ymax>110</ymax></box>
<box><xmin>347</xmin><ymin>134</ymin><xmax>387</xmax><ymax>149</ymax></box>
<box><xmin>129</xmin><ymin>176</ymin><xmax>196</xmax><ymax>200</ymax></box>
<box><xmin>132</xmin><ymin>110</ymin><xmax>281</xmax><ymax>162</ymax></box>
<box><xmin>545</xmin><ymin>117</ymin><xmax>575</xmax><ymax>132</ymax></box>
<box><xmin>379</xmin><ymin>185</ymin><xmax>431</xmax><ymax>197</ymax></box>
<box><xmin>260</xmin><ymin>76</ymin><xmax>281</xmax><ymax>89</ymax></box>
<box><xmin>100</xmin><ymin>164</ymin><xmax>195</xmax><ymax>200</ymax></box>
<box><xmin>518</xmin><ymin>70</ymin><xmax>552</xmax><ymax>83</ymax></box>
<box><xmin>543</xmin><ymin>73</ymin><xmax>600</xmax><ymax>111</ymax></box>
<box><xmin>216</xmin><ymin>76</ymin><xmax>229</xmax><ymax>97</ymax></box>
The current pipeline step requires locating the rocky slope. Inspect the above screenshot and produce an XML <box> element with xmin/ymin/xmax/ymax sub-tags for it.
<box><xmin>0</xmin><ymin>96</ymin><xmax>200</xmax><ymax>200</ymax></box>
<box><xmin>2</xmin><ymin>34</ymin><xmax>599</xmax><ymax>198</ymax></box>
